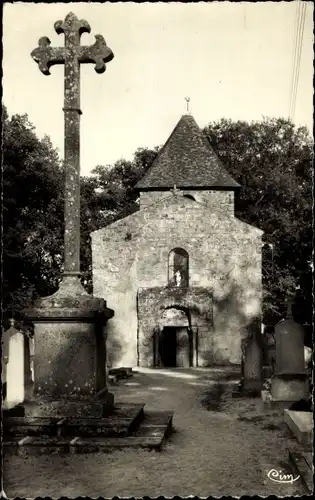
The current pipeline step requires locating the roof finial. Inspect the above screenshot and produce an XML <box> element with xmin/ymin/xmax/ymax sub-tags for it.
<box><xmin>9</xmin><ymin>318</ymin><xmax>15</xmax><ymax>328</ymax></box>
<box><xmin>170</xmin><ymin>184</ymin><xmax>181</xmax><ymax>196</ymax></box>
<box><xmin>185</xmin><ymin>97</ymin><xmax>190</xmax><ymax>114</ymax></box>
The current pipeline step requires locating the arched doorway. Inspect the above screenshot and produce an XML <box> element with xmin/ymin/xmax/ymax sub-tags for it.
<box><xmin>157</xmin><ymin>308</ymin><xmax>192</xmax><ymax>368</ymax></box>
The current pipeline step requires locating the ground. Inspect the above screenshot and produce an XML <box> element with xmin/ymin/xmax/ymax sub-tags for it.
<box><xmin>3</xmin><ymin>367</ymin><xmax>306</xmax><ymax>497</ymax></box>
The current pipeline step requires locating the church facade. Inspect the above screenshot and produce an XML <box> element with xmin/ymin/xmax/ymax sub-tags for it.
<box><xmin>91</xmin><ymin>115</ymin><xmax>263</xmax><ymax>368</ymax></box>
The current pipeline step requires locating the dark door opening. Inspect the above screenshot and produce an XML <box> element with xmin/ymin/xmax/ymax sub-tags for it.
<box><xmin>159</xmin><ymin>327</ymin><xmax>177</xmax><ymax>367</ymax></box>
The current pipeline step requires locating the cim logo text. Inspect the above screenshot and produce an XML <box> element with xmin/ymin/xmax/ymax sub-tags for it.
<box><xmin>267</xmin><ymin>468</ymin><xmax>300</xmax><ymax>484</ymax></box>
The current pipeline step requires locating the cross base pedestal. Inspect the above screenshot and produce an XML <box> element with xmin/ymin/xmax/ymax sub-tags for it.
<box><xmin>23</xmin><ymin>276</ymin><xmax>114</xmax><ymax>400</ymax></box>
<box><xmin>3</xmin><ymin>389</ymin><xmax>114</xmax><ymax>419</ymax></box>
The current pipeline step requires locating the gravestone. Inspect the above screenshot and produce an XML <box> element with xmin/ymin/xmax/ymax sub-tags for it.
<box><xmin>304</xmin><ymin>346</ymin><xmax>312</xmax><ymax>368</ymax></box>
<box><xmin>2</xmin><ymin>320</ymin><xmax>25</xmax><ymax>409</ymax></box>
<box><xmin>242</xmin><ymin>329</ymin><xmax>264</xmax><ymax>394</ymax></box>
<box><xmin>271</xmin><ymin>294</ymin><xmax>309</xmax><ymax>404</ymax></box>
<box><xmin>2</xmin><ymin>326</ymin><xmax>8</xmax><ymax>398</ymax></box>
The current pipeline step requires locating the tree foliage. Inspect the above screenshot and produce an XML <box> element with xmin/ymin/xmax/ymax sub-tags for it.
<box><xmin>204</xmin><ymin>117</ymin><xmax>313</xmax><ymax>327</ymax></box>
<box><xmin>2</xmin><ymin>108</ymin><xmax>64</xmax><ymax>325</ymax></box>
<box><xmin>3</xmin><ymin>109</ymin><xmax>312</xmax><ymax>336</ymax></box>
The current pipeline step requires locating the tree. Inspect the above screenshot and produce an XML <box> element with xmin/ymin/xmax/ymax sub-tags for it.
<box><xmin>204</xmin><ymin>117</ymin><xmax>313</xmax><ymax>327</ymax></box>
<box><xmin>91</xmin><ymin>146</ymin><xmax>159</xmax><ymax>217</ymax></box>
<box><xmin>2</xmin><ymin>108</ymin><xmax>64</xmax><ymax>325</ymax></box>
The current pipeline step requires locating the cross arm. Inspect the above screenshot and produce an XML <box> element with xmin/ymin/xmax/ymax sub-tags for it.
<box><xmin>31</xmin><ymin>37</ymin><xmax>65</xmax><ymax>75</ymax></box>
<box><xmin>79</xmin><ymin>35</ymin><xmax>114</xmax><ymax>74</ymax></box>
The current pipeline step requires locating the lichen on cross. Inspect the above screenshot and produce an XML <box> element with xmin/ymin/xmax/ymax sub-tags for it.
<box><xmin>31</xmin><ymin>12</ymin><xmax>113</xmax><ymax>77</ymax></box>
<box><xmin>31</xmin><ymin>12</ymin><xmax>114</xmax><ymax>279</ymax></box>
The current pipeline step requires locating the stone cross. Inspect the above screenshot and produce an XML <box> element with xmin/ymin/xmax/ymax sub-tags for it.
<box><xmin>31</xmin><ymin>12</ymin><xmax>114</xmax><ymax>277</ymax></box>
<box><xmin>185</xmin><ymin>97</ymin><xmax>190</xmax><ymax>113</ymax></box>
<box><xmin>170</xmin><ymin>184</ymin><xmax>181</xmax><ymax>196</ymax></box>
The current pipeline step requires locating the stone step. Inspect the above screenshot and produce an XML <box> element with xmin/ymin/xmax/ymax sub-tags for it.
<box><xmin>59</xmin><ymin>403</ymin><xmax>145</xmax><ymax>437</ymax></box>
<box><xmin>134</xmin><ymin>410</ymin><xmax>174</xmax><ymax>433</ymax></box>
<box><xmin>3</xmin><ymin>410</ymin><xmax>174</xmax><ymax>455</ymax></box>
<box><xmin>59</xmin><ymin>410</ymin><xmax>174</xmax><ymax>453</ymax></box>
<box><xmin>3</xmin><ymin>403</ymin><xmax>145</xmax><ymax>439</ymax></box>
<box><xmin>71</xmin><ymin>434</ymin><xmax>163</xmax><ymax>453</ymax></box>
<box><xmin>107</xmin><ymin>402</ymin><xmax>145</xmax><ymax>418</ymax></box>
<box><xmin>3</xmin><ymin>436</ymin><xmax>72</xmax><ymax>456</ymax></box>
<box><xmin>3</xmin><ymin>417</ymin><xmax>67</xmax><ymax>437</ymax></box>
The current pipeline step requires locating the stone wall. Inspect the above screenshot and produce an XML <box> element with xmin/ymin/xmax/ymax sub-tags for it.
<box><xmin>139</xmin><ymin>190</ymin><xmax>235</xmax><ymax>215</ymax></box>
<box><xmin>92</xmin><ymin>194</ymin><xmax>262</xmax><ymax>367</ymax></box>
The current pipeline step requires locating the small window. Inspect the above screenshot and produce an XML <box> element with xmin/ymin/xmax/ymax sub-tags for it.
<box><xmin>183</xmin><ymin>194</ymin><xmax>196</xmax><ymax>201</ymax></box>
<box><xmin>168</xmin><ymin>248</ymin><xmax>189</xmax><ymax>287</ymax></box>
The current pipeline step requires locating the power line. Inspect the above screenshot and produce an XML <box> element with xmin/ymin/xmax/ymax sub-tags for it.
<box><xmin>289</xmin><ymin>1</ymin><xmax>307</xmax><ymax>121</ymax></box>
<box><xmin>289</xmin><ymin>1</ymin><xmax>302</xmax><ymax>119</ymax></box>
<box><xmin>290</xmin><ymin>2</ymin><xmax>306</xmax><ymax>119</ymax></box>
<box><xmin>288</xmin><ymin>0</ymin><xmax>301</xmax><ymax>118</ymax></box>
<box><xmin>291</xmin><ymin>2</ymin><xmax>306</xmax><ymax>121</ymax></box>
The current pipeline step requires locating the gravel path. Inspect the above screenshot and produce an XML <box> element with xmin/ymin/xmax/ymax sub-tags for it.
<box><xmin>3</xmin><ymin>367</ymin><xmax>305</xmax><ymax>497</ymax></box>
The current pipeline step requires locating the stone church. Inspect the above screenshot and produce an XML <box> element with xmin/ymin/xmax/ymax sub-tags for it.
<box><xmin>92</xmin><ymin>114</ymin><xmax>263</xmax><ymax>368</ymax></box>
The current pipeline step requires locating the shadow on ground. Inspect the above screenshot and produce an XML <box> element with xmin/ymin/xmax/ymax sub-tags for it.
<box><xmin>3</xmin><ymin>367</ymin><xmax>306</xmax><ymax>498</ymax></box>
<box><xmin>200</xmin><ymin>382</ymin><xmax>225</xmax><ymax>411</ymax></box>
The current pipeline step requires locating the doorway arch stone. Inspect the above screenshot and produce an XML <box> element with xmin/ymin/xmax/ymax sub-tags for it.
<box><xmin>160</xmin><ymin>307</ymin><xmax>189</xmax><ymax>328</ymax></box>
<box><xmin>137</xmin><ymin>286</ymin><xmax>213</xmax><ymax>367</ymax></box>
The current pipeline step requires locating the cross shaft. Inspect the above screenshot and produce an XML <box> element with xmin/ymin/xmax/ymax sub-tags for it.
<box><xmin>31</xmin><ymin>12</ymin><xmax>114</xmax><ymax>277</ymax></box>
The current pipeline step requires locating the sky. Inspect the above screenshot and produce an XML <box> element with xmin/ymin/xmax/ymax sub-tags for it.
<box><xmin>3</xmin><ymin>1</ymin><xmax>314</xmax><ymax>176</ymax></box>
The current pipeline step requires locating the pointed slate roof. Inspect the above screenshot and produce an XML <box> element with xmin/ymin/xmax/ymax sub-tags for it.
<box><xmin>135</xmin><ymin>114</ymin><xmax>240</xmax><ymax>190</ymax></box>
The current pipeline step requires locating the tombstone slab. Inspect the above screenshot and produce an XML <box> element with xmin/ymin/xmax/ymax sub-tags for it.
<box><xmin>242</xmin><ymin>328</ymin><xmax>264</xmax><ymax>394</ymax></box>
<box><xmin>271</xmin><ymin>374</ymin><xmax>309</xmax><ymax>402</ymax></box>
<box><xmin>284</xmin><ymin>410</ymin><xmax>313</xmax><ymax>450</ymax></box>
<box><xmin>271</xmin><ymin>295</ymin><xmax>309</xmax><ymax>404</ymax></box>
<box><xmin>2</xmin><ymin>321</ymin><xmax>25</xmax><ymax>409</ymax></box>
